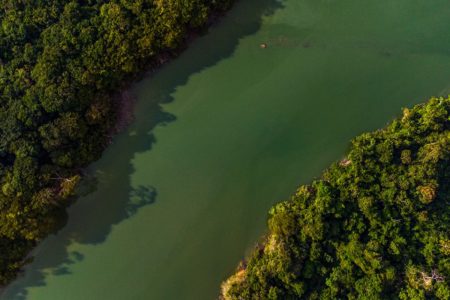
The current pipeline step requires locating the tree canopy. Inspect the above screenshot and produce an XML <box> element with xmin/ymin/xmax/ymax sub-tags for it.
<box><xmin>222</xmin><ymin>97</ymin><xmax>450</xmax><ymax>300</ymax></box>
<box><xmin>0</xmin><ymin>0</ymin><xmax>233</xmax><ymax>285</ymax></box>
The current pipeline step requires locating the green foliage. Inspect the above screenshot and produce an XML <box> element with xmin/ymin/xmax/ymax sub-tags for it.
<box><xmin>0</xmin><ymin>0</ymin><xmax>233</xmax><ymax>285</ymax></box>
<box><xmin>222</xmin><ymin>97</ymin><xmax>450</xmax><ymax>299</ymax></box>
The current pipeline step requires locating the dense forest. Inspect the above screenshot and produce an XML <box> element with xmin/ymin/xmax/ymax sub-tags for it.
<box><xmin>0</xmin><ymin>0</ymin><xmax>233</xmax><ymax>285</ymax></box>
<box><xmin>222</xmin><ymin>97</ymin><xmax>450</xmax><ymax>299</ymax></box>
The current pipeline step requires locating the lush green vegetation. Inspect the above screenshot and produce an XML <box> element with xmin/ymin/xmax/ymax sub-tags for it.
<box><xmin>222</xmin><ymin>97</ymin><xmax>450</xmax><ymax>299</ymax></box>
<box><xmin>0</xmin><ymin>0</ymin><xmax>233</xmax><ymax>285</ymax></box>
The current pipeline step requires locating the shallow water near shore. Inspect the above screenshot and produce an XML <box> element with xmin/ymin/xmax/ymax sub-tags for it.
<box><xmin>2</xmin><ymin>0</ymin><xmax>450</xmax><ymax>299</ymax></box>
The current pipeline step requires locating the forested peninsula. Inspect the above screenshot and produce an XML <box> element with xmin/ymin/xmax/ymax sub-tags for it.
<box><xmin>222</xmin><ymin>97</ymin><xmax>450</xmax><ymax>299</ymax></box>
<box><xmin>0</xmin><ymin>0</ymin><xmax>233</xmax><ymax>285</ymax></box>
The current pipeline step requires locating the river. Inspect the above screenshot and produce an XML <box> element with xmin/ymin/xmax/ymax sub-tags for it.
<box><xmin>2</xmin><ymin>0</ymin><xmax>450</xmax><ymax>299</ymax></box>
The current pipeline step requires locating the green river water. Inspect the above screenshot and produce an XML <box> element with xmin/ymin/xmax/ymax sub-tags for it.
<box><xmin>2</xmin><ymin>0</ymin><xmax>450</xmax><ymax>299</ymax></box>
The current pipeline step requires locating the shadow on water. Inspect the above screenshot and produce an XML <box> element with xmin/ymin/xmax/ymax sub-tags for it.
<box><xmin>1</xmin><ymin>0</ymin><xmax>285</xmax><ymax>299</ymax></box>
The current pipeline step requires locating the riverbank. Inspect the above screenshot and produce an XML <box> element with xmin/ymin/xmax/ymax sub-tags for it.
<box><xmin>221</xmin><ymin>97</ymin><xmax>450</xmax><ymax>299</ymax></box>
<box><xmin>0</xmin><ymin>0</ymin><xmax>235</xmax><ymax>287</ymax></box>
<box><xmin>104</xmin><ymin>4</ymin><xmax>241</xmax><ymax>144</ymax></box>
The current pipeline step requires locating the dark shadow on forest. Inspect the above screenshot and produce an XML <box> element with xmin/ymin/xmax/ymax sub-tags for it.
<box><xmin>0</xmin><ymin>0</ymin><xmax>285</xmax><ymax>299</ymax></box>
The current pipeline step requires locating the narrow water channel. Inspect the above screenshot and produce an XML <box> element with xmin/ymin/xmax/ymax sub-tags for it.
<box><xmin>2</xmin><ymin>0</ymin><xmax>450</xmax><ymax>299</ymax></box>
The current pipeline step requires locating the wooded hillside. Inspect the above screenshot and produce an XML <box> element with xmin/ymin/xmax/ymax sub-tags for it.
<box><xmin>0</xmin><ymin>0</ymin><xmax>233</xmax><ymax>285</ymax></box>
<box><xmin>222</xmin><ymin>97</ymin><xmax>450</xmax><ymax>299</ymax></box>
